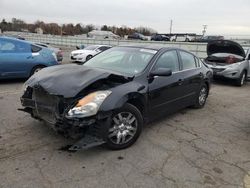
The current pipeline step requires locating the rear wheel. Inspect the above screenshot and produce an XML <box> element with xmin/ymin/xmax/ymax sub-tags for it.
<box><xmin>236</xmin><ymin>71</ymin><xmax>246</xmax><ymax>86</ymax></box>
<box><xmin>193</xmin><ymin>84</ymin><xmax>208</xmax><ymax>108</ymax></box>
<box><xmin>30</xmin><ymin>65</ymin><xmax>45</xmax><ymax>76</ymax></box>
<box><xmin>105</xmin><ymin>104</ymin><xmax>143</xmax><ymax>150</ymax></box>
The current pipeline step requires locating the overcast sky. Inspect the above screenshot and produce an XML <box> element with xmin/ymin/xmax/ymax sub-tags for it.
<box><xmin>1</xmin><ymin>0</ymin><xmax>249</xmax><ymax>35</ymax></box>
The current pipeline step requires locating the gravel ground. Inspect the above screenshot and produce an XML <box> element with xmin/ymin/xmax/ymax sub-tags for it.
<box><xmin>0</xmin><ymin>52</ymin><xmax>250</xmax><ymax>187</ymax></box>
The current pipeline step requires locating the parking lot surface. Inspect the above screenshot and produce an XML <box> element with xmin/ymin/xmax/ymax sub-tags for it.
<box><xmin>0</xmin><ymin>76</ymin><xmax>250</xmax><ymax>187</ymax></box>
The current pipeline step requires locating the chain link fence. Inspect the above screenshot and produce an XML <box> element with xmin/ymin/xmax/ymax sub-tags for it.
<box><xmin>3</xmin><ymin>32</ymin><xmax>250</xmax><ymax>58</ymax></box>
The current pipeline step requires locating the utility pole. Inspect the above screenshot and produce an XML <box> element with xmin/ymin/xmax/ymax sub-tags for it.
<box><xmin>170</xmin><ymin>19</ymin><xmax>173</xmax><ymax>36</ymax></box>
<box><xmin>202</xmin><ymin>25</ymin><xmax>207</xmax><ymax>36</ymax></box>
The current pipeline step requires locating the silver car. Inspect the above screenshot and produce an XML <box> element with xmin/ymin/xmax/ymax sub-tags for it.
<box><xmin>205</xmin><ymin>40</ymin><xmax>250</xmax><ymax>86</ymax></box>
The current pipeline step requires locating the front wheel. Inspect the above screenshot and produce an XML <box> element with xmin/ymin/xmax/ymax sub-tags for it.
<box><xmin>193</xmin><ymin>84</ymin><xmax>208</xmax><ymax>108</ymax></box>
<box><xmin>236</xmin><ymin>71</ymin><xmax>246</xmax><ymax>86</ymax></box>
<box><xmin>86</xmin><ymin>55</ymin><xmax>93</xmax><ymax>61</ymax></box>
<box><xmin>105</xmin><ymin>104</ymin><xmax>143</xmax><ymax>150</ymax></box>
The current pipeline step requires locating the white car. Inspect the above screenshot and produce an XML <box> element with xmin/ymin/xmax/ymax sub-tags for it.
<box><xmin>171</xmin><ymin>34</ymin><xmax>195</xmax><ymax>42</ymax></box>
<box><xmin>70</xmin><ymin>45</ymin><xmax>112</xmax><ymax>63</ymax></box>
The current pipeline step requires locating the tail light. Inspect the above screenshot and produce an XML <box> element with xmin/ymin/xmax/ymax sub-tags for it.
<box><xmin>57</xmin><ymin>50</ymin><xmax>63</xmax><ymax>56</ymax></box>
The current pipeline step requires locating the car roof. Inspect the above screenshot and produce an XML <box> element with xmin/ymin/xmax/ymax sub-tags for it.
<box><xmin>117</xmin><ymin>44</ymin><xmax>174</xmax><ymax>51</ymax></box>
<box><xmin>0</xmin><ymin>36</ymin><xmax>31</xmax><ymax>44</ymax></box>
<box><xmin>88</xmin><ymin>44</ymin><xmax>112</xmax><ymax>48</ymax></box>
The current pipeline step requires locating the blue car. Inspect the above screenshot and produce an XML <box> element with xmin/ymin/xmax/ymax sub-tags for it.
<box><xmin>0</xmin><ymin>37</ymin><xmax>59</xmax><ymax>79</ymax></box>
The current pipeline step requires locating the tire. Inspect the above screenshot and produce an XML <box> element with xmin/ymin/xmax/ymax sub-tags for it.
<box><xmin>193</xmin><ymin>84</ymin><xmax>208</xmax><ymax>109</ymax></box>
<box><xmin>236</xmin><ymin>71</ymin><xmax>246</xmax><ymax>86</ymax></box>
<box><xmin>86</xmin><ymin>55</ymin><xmax>93</xmax><ymax>61</ymax></box>
<box><xmin>105</xmin><ymin>103</ymin><xmax>143</xmax><ymax>150</ymax></box>
<box><xmin>30</xmin><ymin>65</ymin><xmax>45</xmax><ymax>76</ymax></box>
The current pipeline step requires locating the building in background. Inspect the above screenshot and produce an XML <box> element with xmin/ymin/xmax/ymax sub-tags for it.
<box><xmin>35</xmin><ymin>27</ymin><xmax>43</xmax><ymax>34</ymax></box>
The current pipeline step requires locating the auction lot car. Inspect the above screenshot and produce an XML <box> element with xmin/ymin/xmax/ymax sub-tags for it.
<box><xmin>0</xmin><ymin>37</ymin><xmax>59</xmax><ymax>79</ymax></box>
<box><xmin>205</xmin><ymin>40</ymin><xmax>250</xmax><ymax>86</ymax></box>
<box><xmin>20</xmin><ymin>45</ymin><xmax>212</xmax><ymax>150</ymax></box>
<box><xmin>151</xmin><ymin>34</ymin><xmax>170</xmax><ymax>41</ymax></box>
<box><xmin>35</xmin><ymin>42</ymin><xmax>63</xmax><ymax>62</ymax></box>
<box><xmin>70</xmin><ymin>45</ymin><xmax>112</xmax><ymax>63</ymax></box>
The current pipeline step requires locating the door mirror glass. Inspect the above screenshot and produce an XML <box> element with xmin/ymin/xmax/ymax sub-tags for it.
<box><xmin>150</xmin><ymin>68</ymin><xmax>172</xmax><ymax>77</ymax></box>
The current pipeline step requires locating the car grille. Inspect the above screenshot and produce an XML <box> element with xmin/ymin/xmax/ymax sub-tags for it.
<box><xmin>32</xmin><ymin>89</ymin><xmax>59</xmax><ymax>124</ymax></box>
<box><xmin>211</xmin><ymin>68</ymin><xmax>225</xmax><ymax>73</ymax></box>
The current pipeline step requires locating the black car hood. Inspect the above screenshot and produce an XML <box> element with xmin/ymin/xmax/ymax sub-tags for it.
<box><xmin>207</xmin><ymin>40</ymin><xmax>246</xmax><ymax>57</ymax></box>
<box><xmin>25</xmin><ymin>64</ymin><xmax>131</xmax><ymax>98</ymax></box>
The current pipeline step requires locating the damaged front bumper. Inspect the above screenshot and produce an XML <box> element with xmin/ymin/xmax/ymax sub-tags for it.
<box><xmin>207</xmin><ymin>65</ymin><xmax>241</xmax><ymax>79</ymax></box>
<box><xmin>20</xmin><ymin>87</ymin><xmax>112</xmax><ymax>151</ymax></box>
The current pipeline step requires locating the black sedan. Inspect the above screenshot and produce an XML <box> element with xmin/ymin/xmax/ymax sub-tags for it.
<box><xmin>20</xmin><ymin>45</ymin><xmax>212</xmax><ymax>150</ymax></box>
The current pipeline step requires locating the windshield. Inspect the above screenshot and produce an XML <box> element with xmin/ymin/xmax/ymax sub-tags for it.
<box><xmin>84</xmin><ymin>47</ymin><xmax>157</xmax><ymax>75</ymax></box>
<box><xmin>84</xmin><ymin>45</ymin><xmax>98</xmax><ymax>50</ymax></box>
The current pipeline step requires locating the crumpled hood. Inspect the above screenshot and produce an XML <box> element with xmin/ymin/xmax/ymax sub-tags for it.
<box><xmin>207</xmin><ymin>40</ymin><xmax>246</xmax><ymax>57</ymax></box>
<box><xmin>25</xmin><ymin>64</ymin><xmax>125</xmax><ymax>98</ymax></box>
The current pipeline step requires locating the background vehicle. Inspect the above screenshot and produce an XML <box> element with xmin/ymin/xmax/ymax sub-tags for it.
<box><xmin>171</xmin><ymin>34</ymin><xmax>195</xmax><ymax>42</ymax></box>
<box><xmin>0</xmin><ymin>37</ymin><xmax>59</xmax><ymax>79</ymax></box>
<box><xmin>127</xmin><ymin>33</ymin><xmax>147</xmax><ymax>40</ymax></box>
<box><xmin>35</xmin><ymin>42</ymin><xmax>63</xmax><ymax>62</ymax></box>
<box><xmin>204</xmin><ymin>40</ymin><xmax>250</xmax><ymax>86</ymax></box>
<box><xmin>197</xmin><ymin>35</ymin><xmax>224</xmax><ymax>42</ymax></box>
<box><xmin>70</xmin><ymin>45</ymin><xmax>112</xmax><ymax>63</ymax></box>
<box><xmin>21</xmin><ymin>45</ymin><xmax>212</xmax><ymax>150</ymax></box>
<box><xmin>151</xmin><ymin>34</ymin><xmax>170</xmax><ymax>41</ymax></box>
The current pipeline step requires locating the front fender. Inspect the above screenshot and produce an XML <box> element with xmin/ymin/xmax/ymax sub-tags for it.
<box><xmin>99</xmin><ymin>81</ymin><xmax>147</xmax><ymax>112</ymax></box>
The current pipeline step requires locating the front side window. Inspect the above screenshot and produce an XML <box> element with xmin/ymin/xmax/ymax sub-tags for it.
<box><xmin>154</xmin><ymin>50</ymin><xmax>179</xmax><ymax>72</ymax></box>
<box><xmin>84</xmin><ymin>45</ymin><xmax>98</xmax><ymax>51</ymax></box>
<box><xmin>179</xmin><ymin>51</ymin><xmax>196</xmax><ymax>70</ymax></box>
<box><xmin>98</xmin><ymin>46</ymin><xmax>110</xmax><ymax>51</ymax></box>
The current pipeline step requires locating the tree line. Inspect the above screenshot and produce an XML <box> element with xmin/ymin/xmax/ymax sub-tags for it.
<box><xmin>0</xmin><ymin>18</ymin><xmax>157</xmax><ymax>36</ymax></box>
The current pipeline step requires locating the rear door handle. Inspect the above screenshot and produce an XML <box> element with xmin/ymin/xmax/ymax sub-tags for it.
<box><xmin>27</xmin><ymin>55</ymin><xmax>34</xmax><ymax>59</ymax></box>
<box><xmin>178</xmin><ymin>79</ymin><xmax>184</xmax><ymax>85</ymax></box>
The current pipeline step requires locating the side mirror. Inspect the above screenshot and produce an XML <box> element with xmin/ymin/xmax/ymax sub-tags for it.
<box><xmin>150</xmin><ymin>68</ymin><xmax>172</xmax><ymax>77</ymax></box>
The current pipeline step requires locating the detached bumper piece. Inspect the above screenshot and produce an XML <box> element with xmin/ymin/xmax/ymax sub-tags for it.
<box><xmin>69</xmin><ymin>135</ymin><xmax>105</xmax><ymax>151</ymax></box>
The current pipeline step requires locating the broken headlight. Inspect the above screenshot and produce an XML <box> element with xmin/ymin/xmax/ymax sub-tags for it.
<box><xmin>66</xmin><ymin>90</ymin><xmax>112</xmax><ymax>118</ymax></box>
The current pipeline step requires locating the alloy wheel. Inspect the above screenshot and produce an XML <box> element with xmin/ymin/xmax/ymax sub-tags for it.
<box><xmin>199</xmin><ymin>87</ymin><xmax>207</xmax><ymax>106</ymax></box>
<box><xmin>108</xmin><ymin>112</ymin><xmax>138</xmax><ymax>145</ymax></box>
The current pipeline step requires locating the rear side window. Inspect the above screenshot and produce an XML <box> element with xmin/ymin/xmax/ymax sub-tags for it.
<box><xmin>154</xmin><ymin>50</ymin><xmax>179</xmax><ymax>72</ymax></box>
<box><xmin>195</xmin><ymin>57</ymin><xmax>201</xmax><ymax>67</ymax></box>
<box><xmin>0</xmin><ymin>40</ymin><xmax>30</xmax><ymax>53</ymax></box>
<box><xmin>31</xmin><ymin>45</ymin><xmax>42</xmax><ymax>53</ymax></box>
<box><xmin>179</xmin><ymin>51</ymin><xmax>197</xmax><ymax>70</ymax></box>
<box><xmin>0</xmin><ymin>41</ymin><xmax>15</xmax><ymax>52</ymax></box>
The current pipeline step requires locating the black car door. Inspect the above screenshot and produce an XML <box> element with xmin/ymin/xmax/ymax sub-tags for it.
<box><xmin>177</xmin><ymin>50</ymin><xmax>203</xmax><ymax>105</ymax></box>
<box><xmin>148</xmin><ymin>50</ymin><xmax>186</xmax><ymax>119</ymax></box>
